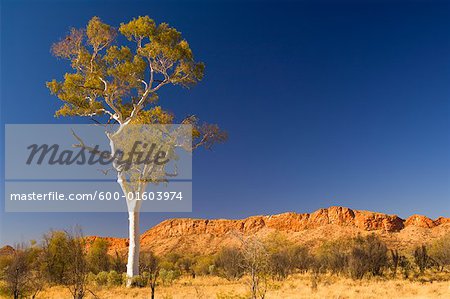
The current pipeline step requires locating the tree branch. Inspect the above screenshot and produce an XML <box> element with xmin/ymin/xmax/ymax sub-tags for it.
<box><xmin>71</xmin><ymin>129</ymin><xmax>111</xmax><ymax>159</ymax></box>
<box><xmin>99</xmin><ymin>77</ymin><xmax>123</xmax><ymax>123</ymax></box>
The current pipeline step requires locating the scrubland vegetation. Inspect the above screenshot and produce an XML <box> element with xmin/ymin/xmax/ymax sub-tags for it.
<box><xmin>1</xmin><ymin>230</ymin><xmax>449</xmax><ymax>299</ymax></box>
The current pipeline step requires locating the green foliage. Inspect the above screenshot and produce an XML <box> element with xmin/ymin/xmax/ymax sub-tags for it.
<box><xmin>0</xmin><ymin>245</ymin><xmax>45</xmax><ymax>299</ymax></box>
<box><xmin>214</xmin><ymin>247</ymin><xmax>244</xmax><ymax>280</ymax></box>
<box><xmin>87</xmin><ymin>239</ymin><xmax>110</xmax><ymax>274</ymax></box>
<box><xmin>316</xmin><ymin>234</ymin><xmax>388</xmax><ymax>279</ymax></box>
<box><xmin>192</xmin><ymin>255</ymin><xmax>215</xmax><ymax>276</ymax></box>
<box><xmin>6</xmin><ymin>227</ymin><xmax>443</xmax><ymax>298</ymax></box>
<box><xmin>289</xmin><ymin>245</ymin><xmax>312</xmax><ymax>273</ymax></box>
<box><xmin>159</xmin><ymin>269</ymin><xmax>181</xmax><ymax>286</ymax></box>
<box><xmin>48</xmin><ymin>15</ymin><xmax>227</xmax><ymax>153</ymax></box>
<box><xmin>130</xmin><ymin>275</ymin><xmax>147</xmax><ymax>288</ymax></box>
<box><xmin>94</xmin><ymin>271</ymin><xmax>109</xmax><ymax>286</ymax></box>
<box><xmin>316</xmin><ymin>239</ymin><xmax>350</xmax><ymax>275</ymax></box>
<box><xmin>111</xmin><ymin>250</ymin><xmax>127</xmax><ymax>273</ymax></box>
<box><xmin>42</xmin><ymin>231</ymin><xmax>72</xmax><ymax>284</ymax></box>
<box><xmin>41</xmin><ymin>229</ymin><xmax>90</xmax><ymax>299</ymax></box>
<box><xmin>140</xmin><ymin>251</ymin><xmax>160</xmax><ymax>298</ymax></box>
<box><xmin>176</xmin><ymin>255</ymin><xmax>194</xmax><ymax>274</ymax></box>
<box><xmin>107</xmin><ymin>270</ymin><xmax>123</xmax><ymax>286</ymax></box>
<box><xmin>429</xmin><ymin>233</ymin><xmax>450</xmax><ymax>270</ymax></box>
<box><xmin>263</xmin><ymin>233</ymin><xmax>312</xmax><ymax>280</ymax></box>
<box><xmin>48</xmin><ymin>16</ymin><xmax>204</xmax><ymax>121</ymax></box>
<box><xmin>347</xmin><ymin>235</ymin><xmax>388</xmax><ymax>279</ymax></box>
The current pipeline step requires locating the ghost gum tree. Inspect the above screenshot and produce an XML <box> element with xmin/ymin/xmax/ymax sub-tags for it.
<box><xmin>47</xmin><ymin>16</ymin><xmax>226</xmax><ymax>285</ymax></box>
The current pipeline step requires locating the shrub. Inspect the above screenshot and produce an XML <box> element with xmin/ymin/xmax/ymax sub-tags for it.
<box><xmin>361</xmin><ymin>234</ymin><xmax>388</xmax><ymax>276</ymax></box>
<box><xmin>159</xmin><ymin>260</ymin><xmax>176</xmax><ymax>271</ymax></box>
<box><xmin>399</xmin><ymin>255</ymin><xmax>412</xmax><ymax>279</ymax></box>
<box><xmin>111</xmin><ymin>250</ymin><xmax>126</xmax><ymax>273</ymax></box>
<box><xmin>107</xmin><ymin>270</ymin><xmax>123</xmax><ymax>286</ymax></box>
<box><xmin>86</xmin><ymin>272</ymin><xmax>96</xmax><ymax>285</ymax></box>
<box><xmin>176</xmin><ymin>256</ymin><xmax>194</xmax><ymax>275</ymax></box>
<box><xmin>41</xmin><ymin>231</ymin><xmax>72</xmax><ymax>284</ymax></box>
<box><xmin>268</xmin><ymin>249</ymin><xmax>292</xmax><ymax>280</ymax></box>
<box><xmin>348</xmin><ymin>246</ymin><xmax>370</xmax><ymax>279</ymax></box>
<box><xmin>317</xmin><ymin>239</ymin><xmax>349</xmax><ymax>275</ymax></box>
<box><xmin>413</xmin><ymin>245</ymin><xmax>431</xmax><ymax>274</ymax></box>
<box><xmin>159</xmin><ymin>269</ymin><xmax>181</xmax><ymax>286</ymax></box>
<box><xmin>95</xmin><ymin>271</ymin><xmax>109</xmax><ymax>286</ymax></box>
<box><xmin>290</xmin><ymin>245</ymin><xmax>311</xmax><ymax>273</ymax></box>
<box><xmin>0</xmin><ymin>245</ymin><xmax>44</xmax><ymax>299</ymax></box>
<box><xmin>348</xmin><ymin>234</ymin><xmax>388</xmax><ymax>279</ymax></box>
<box><xmin>140</xmin><ymin>251</ymin><xmax>160</xmax><ymax>298</ymax></box>
<box><xmin>429</xmin><ymin>233</ymin><xmax>450</xmax><ymax>271</ymax></box>
<box><xmin>87</xmin><ymin>239</ymin><xmax>110</xmax><ymax>274</ymax></box>
<box><xmin>215</xmin><ymin>247</ymin><xmax>244</xmax><ymax>280</ymax></box>
<box><xmin>43</xmin><ymin>228</ymin><xmax>90</xmax><ymax>299</ymax></box>
<box><xmin>130</xmin><ymin>275</ymin><xmax>146</xmax><ymax>288</ymax></box>
<box><xmin>193</xmin><ymin>255</ymin><xmax>215</xmax><ymax>276</ymax></box>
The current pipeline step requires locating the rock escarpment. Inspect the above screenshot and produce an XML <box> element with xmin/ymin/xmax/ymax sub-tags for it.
<box><xmin>83</xmin><ymin>206</ymin><xmax>449</xmax><ymax>255</ymax></box>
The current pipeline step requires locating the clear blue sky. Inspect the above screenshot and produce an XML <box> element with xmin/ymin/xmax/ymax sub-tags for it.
<box><xmin>1</xmin><ymin>0</ymin><xmax>449</xmax><ymax>245</ymax></box>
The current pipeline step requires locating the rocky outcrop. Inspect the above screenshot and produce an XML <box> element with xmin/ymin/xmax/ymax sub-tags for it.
<box><xmin>405</xmin><ymin>215</ymin><xmax>436</xmax><ymax>228</ymax></box>
<box><xmin>82</xmin><ymin>207</ymin><xmax>450</xmax><ymax>255</ymax></box>
<box><xmin>435</xmin><ymin>217</ymin><xmax>450</xmax><ymax>226</ymax></box>
<box><xmin>0</xmin><ymin>245</ymin><xmax>14</xmax><ymax>256</ymax></box>
<box><xmin>140</xmin><ymin>206</ymin><xmax>405</xmax><ymax>241</ymax></box>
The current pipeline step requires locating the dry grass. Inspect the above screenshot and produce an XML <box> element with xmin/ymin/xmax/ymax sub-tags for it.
<box><xmin>34</xmin><ymin>273</ymin><xmax>450</xmax><ymax>299</ymax></box>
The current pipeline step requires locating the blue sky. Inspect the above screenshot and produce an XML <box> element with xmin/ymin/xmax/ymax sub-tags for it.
<box><xmin>1</xmin><ymin>0</ymin><xmax>449</xmax><ymax>245</ymax></box>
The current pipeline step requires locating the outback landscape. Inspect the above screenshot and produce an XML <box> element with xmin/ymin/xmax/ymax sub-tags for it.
<box><xmin>1</xmin><ymin>206</ymin><xmax>450</xmax><ymax>298</ymax></box>
<box><xmin>1</xmin><ymin>1</ymin><xmax>449</xmax><ymax>298</ymax></box>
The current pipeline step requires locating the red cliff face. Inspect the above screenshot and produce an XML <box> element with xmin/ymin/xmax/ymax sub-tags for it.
<box><xmin>84</xmin><ymin>207</ymin><xmax>449</xmax><ymax>255</ymax></box>
<box><xmin>140</xmin><ymin>206</ymin><xmax>406</xmax><ymax>241</ymax></box>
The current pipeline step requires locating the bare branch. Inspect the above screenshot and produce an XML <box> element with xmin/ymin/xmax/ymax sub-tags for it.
<box><xmin>71</xmin><ymin>129</ymin><xmax>111</xmax><ymax>159</ymax></box>
<box><xmin>138</xmin><ymin>79</ymin><xmax>148</xmax><ymax>90</ymax></box>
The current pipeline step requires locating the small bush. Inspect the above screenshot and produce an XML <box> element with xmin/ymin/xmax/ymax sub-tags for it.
<box><xmin>348</xmin><ymin>234</ymin><xmax>388</xmax><ymax>279</ymax></box>
<box><xmin>268</xmin><ymin>249</ymin><xmax>292</xmax><ymax>280</ymax></box>
<box><xmin>399</xmin><ymin>255</ymin><xmax>412</xmax><ymax>279</ymax></box>
<box><xmin>317</xmin><ymin>239</ymin><xmax>349</xmax><ymax>275</ymax></box>
<box><xmin>348</xmin><ymin>246</ymin><xmax>370</xmax><ymax>279</ymax></box>
<box><xmin>290</xmin><ymin>245</ymin><xmax>311</xmax><ymax>273</ymax></box>
<box><xmin>130</xmin><ymin>275</ymin><xmax>146</xmax><ymax>288</ymax></box>
<box><xmin>159</xmin><ymin>269</ymin><xmax>181</xmax><ymax>286</ymax></box>
<box><xmin>193</xmin><ymin>255</ymin><xmax>215</xmax><ymax>276</ymax></box>
<box><xmin>414</xmin><ymin>245</ymin><xmax>431</xmax><ymax>274</ymax></box>
<box><xmin>95</xmin><ymin>271</ymin><xmax>109</xmax><ymax>286</ymax></box>
<box><xmin>107</xmin><ymin>270</ymin><xmax>123</xmax><ymax>286</ymax></box>
<box><xmin>214</xmin><ymin>247</ymin><xmax>244</xmax><ymax>280</ymax></box>
<box><xmin>430</xmin><ymin>233</ymin><xmax>450</xmax><ymax>271</ymax></box>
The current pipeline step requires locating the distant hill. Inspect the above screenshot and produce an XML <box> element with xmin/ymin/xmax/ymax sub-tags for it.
<box><xmin>85</xmin><ymin>206</ymin><xmax>450</xmax><ymax>255</ymax></box>
<box><xmin>0</xmin><ymin>245</ymin><xmax>14</xmax><ymax>256</ymax></box>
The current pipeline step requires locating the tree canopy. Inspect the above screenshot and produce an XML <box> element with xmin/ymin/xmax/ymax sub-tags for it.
<box><xmin>47</xmin><ymin>16</ymin><xmax>226</xmax><ymax>148</ymax></box>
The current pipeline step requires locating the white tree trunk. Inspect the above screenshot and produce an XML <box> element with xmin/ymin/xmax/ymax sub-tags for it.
<box><xmin>126</xmin><ymin>209</ymin><xmax>140</xmax><ymax>286</ymax></box>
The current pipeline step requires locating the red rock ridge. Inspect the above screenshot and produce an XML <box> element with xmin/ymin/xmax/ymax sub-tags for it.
<box><xmin>140</xmin><ymin>206</ymin><xmax>406</xmax><ymax>242</ymax></box>
<box><xmin>63</xmin><ymin>207</ymin><xmax>450</xmax><ymax>255</ymax></box>
<box><xmin>404</xmin><ymin>214</ymin><xmax>450</xmax><ymax>228</ymax></box>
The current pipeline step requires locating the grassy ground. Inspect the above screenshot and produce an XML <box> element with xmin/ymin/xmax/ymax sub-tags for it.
<box><xmin>34</xmin><ymin>273</ymin><xmax>450</xmax><ymax>299</ymax></box>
